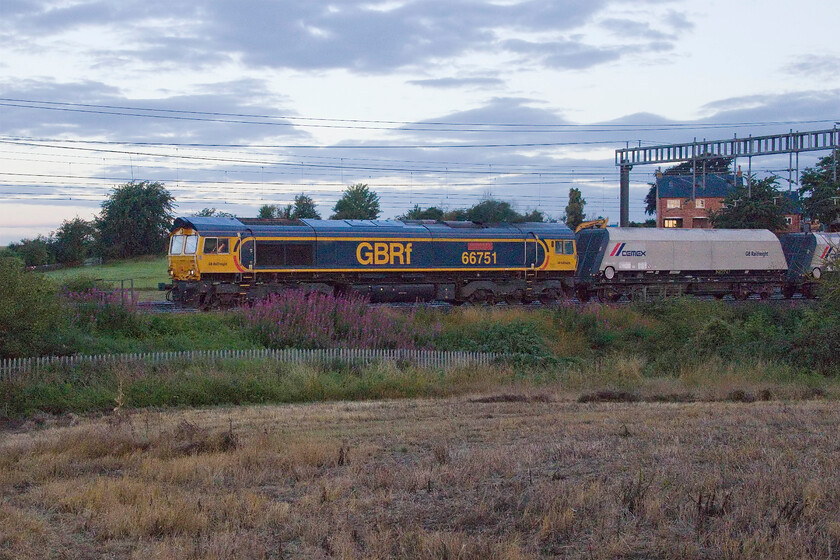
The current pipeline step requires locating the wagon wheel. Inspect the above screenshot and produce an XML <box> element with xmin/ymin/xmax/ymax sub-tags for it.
<box><xmin>733</xmin><ymin>290</ymin><xmax>748</xmax><ymax>301</ymax></box>
<box><xmin>782</xmin><ymin>285</ymin><xmax>796</xmax><ymax>299</ymax></box>
<box><xmin>759</xmin><ymin>291</ymin><xmax>770</xmax><ymax>300</ymax></box>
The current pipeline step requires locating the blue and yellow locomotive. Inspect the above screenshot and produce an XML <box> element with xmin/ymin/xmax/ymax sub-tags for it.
<box><xmin>166</xmin><ymin>217</ymin><xmax>578</xmax><ymax>308</ymax></box>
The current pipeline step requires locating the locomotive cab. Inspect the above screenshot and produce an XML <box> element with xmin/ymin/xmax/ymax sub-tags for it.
<box><xmin>168</xmin><ymin>228</ymin><xmax>200</xmax><ymax>281</ymax></box>
<box><xmin>544</xmin><ymin>238</ymin><xmax>576</xmax><ymax>272</ymax></box>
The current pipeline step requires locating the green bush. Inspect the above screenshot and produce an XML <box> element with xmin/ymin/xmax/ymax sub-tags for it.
<box><xmin>435</xmin><ymin>319</ymin><xmax>548</xmax><ymax>355</ymax></box>
<box><xmin>0</xmin><ymin>257</ymin><xmax>66</xmax><ymax>358</ymax></box>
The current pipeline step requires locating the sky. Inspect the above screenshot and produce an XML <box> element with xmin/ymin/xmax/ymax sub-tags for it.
<box><xmin>1</xmin><ymin>0</ymin><xmax>839</xmax><ymax>244</ymax></box>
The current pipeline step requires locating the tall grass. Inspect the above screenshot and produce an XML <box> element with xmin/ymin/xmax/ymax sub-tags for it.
<box><xmin>240</xmin><ymin>291</ymin><xmax>437</xmax><ymax>350</ymax></box>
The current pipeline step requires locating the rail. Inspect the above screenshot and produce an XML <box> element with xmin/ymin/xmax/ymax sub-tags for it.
<box><xmin>0</xmin><ymin>348</ymin><xmax>499</xmax><ymax>381</ymax></box>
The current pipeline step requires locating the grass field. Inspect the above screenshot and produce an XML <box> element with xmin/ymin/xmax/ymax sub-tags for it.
<box><xmin>45</xmin><ymin>256</ymin><xmax>169</xmax><ymax>296</ymax></box>
<box><xmin>2</xmin><ymin>395</ymin><xmax>839</xmax><ymax>559</ymax></box>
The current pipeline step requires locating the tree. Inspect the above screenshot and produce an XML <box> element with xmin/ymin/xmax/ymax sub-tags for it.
<box><xmin>96</xmin><ymin>181</ymin><xmax>175</xmax><ymax>259</ymax></box>
<box><xmin>291</xmin><ymin>193</ymin><xmax>321</xmax><ymax>219</ymax></box>
<box><xmin>193</xmin><ymin>208</ymin><xmax>235</xmax><ymax>218</ymax></box>
<box><xmin>799</xmin><ymin>154</ymin><xmax>840</xmax><ymax>229</ymax></box>
<box><xmin>0</xmin><ymin>257</ymin><xmax>63</xmax><ymax>358</ymax></box>
<box><xmin>258</xmin><ymin>204</ymin><xmax>280</xmax><ymax>219</ymax></box>
<box><xmin>442</xmin><ymin>198</ymin><xmax>544</xmax><ymax>223</ymax></box>
<box><xmin>709</xmin><ymin>176</ymin><xmax>790</xmax><ymax>230</ymax></box>
<box><xmin>6</xmin><ymin>235</ymin><xmax>55</xmax><ymax>267</ymax></box>
<box><xmin>399</xmin><ymin>204</ymin><xmax>445</xmax><ymax>221</ymax></box>
<box><xmin>564</xmin><ymin>188</ymin><xmax>586</xmax><ymax>230</ymax></box>
<box><xmin>646</xmin><ymin>157</ymin><xmax>733</xmax><ymax>216</ymax></box>
<box><xmin>53</xmin><ymin>217</ymin><xmax>96</xmax><ymax>264</ymax></box>
<box><xmin>331</xmin><ymin>184</ymin><xmax>381</xmax><ymax>220</ymax></box>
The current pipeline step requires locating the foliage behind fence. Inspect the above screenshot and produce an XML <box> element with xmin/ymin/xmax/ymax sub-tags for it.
<box><xmin>0</xmin><ymin>347</ymin><xmax>498</xmax><ymax>381</ymax></box>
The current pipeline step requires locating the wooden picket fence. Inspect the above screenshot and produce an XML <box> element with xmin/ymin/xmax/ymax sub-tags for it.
<box><xmin>0</xmin><ymin>348</ymin><xmax>499</xmax><ymax>381</ymax></box>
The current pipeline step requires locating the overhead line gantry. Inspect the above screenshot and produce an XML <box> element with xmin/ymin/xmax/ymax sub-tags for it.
<box><xmin>614</xmin><ymin>127</ymin><xmax>840</xmax><ymax>226</ymax></box>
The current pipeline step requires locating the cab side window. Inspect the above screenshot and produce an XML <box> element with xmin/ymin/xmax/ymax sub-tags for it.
<box><xmin>203</xmin><ymin>238</ymin><xmax>218</xmax><ymax>254</ymax></box>
<box><xmin>203</xmin><ymin>238</ymin><xmax>230</xmax><ymax>254</ymax></box>
<box><xmin>555</xmin><ymin>240</ymin><xmax>575</xmax><ymax>255</ymax></box>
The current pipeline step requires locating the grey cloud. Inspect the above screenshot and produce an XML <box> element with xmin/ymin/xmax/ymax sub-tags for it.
<box><xmin>782</xmin><ymin>55</ymin><xmax>840</xmax><ymax>80</ymax></box>
<box><xmin>599</xmin><ymin>18</ymin><xmax>675</xmax><ymax>40</ymax></box>
<box><xmin>665</xmin><ymin>10</ymin><xmax>694</xmax><ymax>30</ymax></box>
<box><xmin>0</xmin><ymin>79</ymin><xmax>310</xmax><ymax>144</ymax></box>
<box><xmin>502</xmin><ymin>38</ymin><xmax>621</xmax><ymax>69</ymax></box>
<box><xmin>407</xmin><ymin>77</ymin><xmax>505</xmax><ymax>89</ymax></box>
<box><xmin>3</xmin><ymin>0</ymin><xmax>656</xmax><ymax>74</ymax></box>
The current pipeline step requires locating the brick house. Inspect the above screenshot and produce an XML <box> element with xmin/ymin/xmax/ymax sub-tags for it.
<box><xmin>655</xmin><ymin>171</ymin><xmax>803</xmax><ymax>233</ymax></box>
<box><xmin>655</xmin><ymin>172</ymin><xmax>739</xmax><ymax>229</ymax></box>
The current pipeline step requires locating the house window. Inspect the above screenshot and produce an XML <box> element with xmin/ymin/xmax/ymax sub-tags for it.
<box><xmin>785</xmin><ymin>216</ymin><xmax>793</xmax><ymax>225</ymax></box>
<box><xmin>666</xmin><ymin>199</ymin><xmax>681</xmax><ymax>209</ymax></box>
<box><xmin>696</xmin><ymin>199</ymin><xmax>705</xmax><ymax>209</ymax></box>
<box><xmin>664</xmin><ymin>218</ymin><xmax>683</xmax><ymax>228</ymax></box>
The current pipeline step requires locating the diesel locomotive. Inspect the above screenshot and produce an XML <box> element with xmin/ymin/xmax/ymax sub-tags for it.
<box><xmin>166</xmin><ymin>216</ymin><xmax>577</xmax><ymax>308</ymax></box>
<box><xmin>165</xmin><ymin>216</ymin><xmax>839</xmax><ymax>307</ymax></box>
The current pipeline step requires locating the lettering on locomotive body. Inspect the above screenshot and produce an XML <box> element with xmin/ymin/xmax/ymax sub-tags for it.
<box><xmin>356</xmin><ymin>242</ymin><xmax>413</xmax><ymax>265</ymax></box>
<box><xmin>610</xmin><ymin>243</ymin><xmax>646</xmax><ymax>257</ymax></box>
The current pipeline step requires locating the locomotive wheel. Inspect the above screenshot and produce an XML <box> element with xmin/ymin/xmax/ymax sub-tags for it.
<box><xmin>504</xmin><ymin>289</ymin><xmax>524</xmax><ymax>305</ymax></box>
<box><xmin>539</xmin><ymin>289</ymin><xmax>559</xmax><ymax>306</ymax></box>
<box><xmin>468</xmin><ymin>289</ymin><xmax>495</xmax><ymax>305</ymax></box>
<box><xmin>759</xmin><ymin>291</ymin><xmax>770</xmax><ymax>300</ymax></box>
<box><xmin>733</xmin><ymin>291</ymin><xmax>748</xmax><ymax>301</ymax></box>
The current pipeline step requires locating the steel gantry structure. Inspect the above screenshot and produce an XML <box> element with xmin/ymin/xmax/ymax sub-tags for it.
<box><xmin>614</xmin><ymin>127</ymin><xmax>840</xmax><ymax>226</ymax></box>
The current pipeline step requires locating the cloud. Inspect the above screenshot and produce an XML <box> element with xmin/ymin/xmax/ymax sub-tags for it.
<box><xmin>0</xmin><ymin>79</ymin><xmax>310</xmax><ymax>144</ymax></box>
<box><xmin>2</xmin><ymin>0</ymin><xmax>679</xmax><ymax>75</ymax></box>
<box><xmin>502</xmin><ymin>38</ymin><xmax>622</xmax><ymax>70</ymax></box>
<box><xmin>407</xmin><ymin>77</ymin><xmax>505</xmax><ymax>89</ymax></box>
<box><xmin>782</xmin><ymin>55</ymin><xmax>840</xmax><ymax>80</ymax></box>
<box><xmin>599</xmin><ymin>18</ymin><xmax>675</xmax><ymax>41</ymax></box>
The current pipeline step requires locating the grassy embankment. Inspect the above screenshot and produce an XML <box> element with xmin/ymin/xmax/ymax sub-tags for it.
<box><xmin>3</xmin><ymin>281</ymin><xmax>838</xmax><ymax>418</ymax></box>
<box><xmin>0</xmin><ymin>256</ymin><xmax>832</xmax><ymax>418</ymax></box>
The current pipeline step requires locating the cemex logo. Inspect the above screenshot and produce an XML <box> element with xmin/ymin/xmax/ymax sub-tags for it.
<box><xmin>821</xmin><ymin>246</ymin><xmax>834</xmax><ymax>259</ymax></box>
<box><xmin>610</xmin><ymin>243</ymin><xmax>646</xmax><ymax>257</ymax></box>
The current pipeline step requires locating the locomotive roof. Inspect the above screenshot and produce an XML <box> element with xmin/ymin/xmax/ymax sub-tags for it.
<box><xmin>172</xmin><ymin>217</ymin><xmax>573</xmax><ymax>238</ymax></box>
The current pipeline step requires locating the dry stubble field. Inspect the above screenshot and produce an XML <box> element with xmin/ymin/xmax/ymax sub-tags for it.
<box><xmin>2</xmin><ymin>393</ymin><xmax>840</xmax><ymax>559</ymax></box>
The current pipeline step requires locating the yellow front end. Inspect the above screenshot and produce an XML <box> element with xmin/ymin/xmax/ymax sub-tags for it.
<box><xmin>168</xmin><ymin>228</ymin><xmax>201</xmax><ymax>281</ymax></box>
<box><xmin>543</xmin><ymin>239</ymin><xmax>577</xmax><ymax>272</ymax></box>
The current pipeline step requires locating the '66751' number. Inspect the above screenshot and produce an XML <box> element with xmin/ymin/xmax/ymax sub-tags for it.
<box><xmin>461</xmin><ymin>251</ymin><xmax>497</xmax><ymax>265</ymax></box>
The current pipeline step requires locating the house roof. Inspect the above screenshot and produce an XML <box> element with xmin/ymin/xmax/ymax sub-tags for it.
<box><xmin>656</xmin><ymin>173</ymin><xmax>738</xmax><ymax>198</ymax></box>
